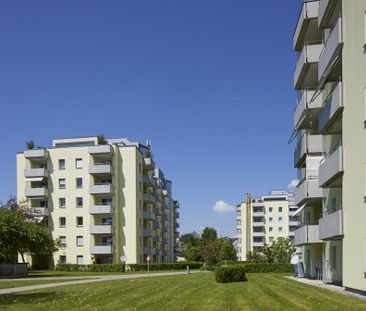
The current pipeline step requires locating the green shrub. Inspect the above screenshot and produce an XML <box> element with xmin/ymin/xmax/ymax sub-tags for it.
<box><xmin>235</xmin><ymin>262</ymin><xmax>292</xmax><ymax>273</ymax></box>
<box><xmin>56</xmin><ymin>264</ymin><xmax>125</xmax><ymax>272</ymax></box>
<box><xmin>200</xmin><ymin>264</ymin><xmax>215</xmax><ymax>271</ymax></box>
<box><xmin>128</xmin><ymin>262</ymin><xmax>203</xmax><ymax>271</ymax></box>
<box><xmin>215</xmin><ymin>265</ymin><xmax>246</xmax><ymax>283</ymax></box>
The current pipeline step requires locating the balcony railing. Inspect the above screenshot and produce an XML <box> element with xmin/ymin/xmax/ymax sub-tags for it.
<box><xmin>144</xmin><ymin>157</ymin><xmax>155</xmax><ymax>170</ymax></box>
<box><xmin>25</xmin><ymin>187</ymin><xmax>49</xmax><ymax>198</ymax></box>
<box><xmin>294</xmin><ymin>89</ymin><xmax>323</xmax><ymax>130</ymax></box>
<box><xmin>319</xmin><ymin>145</ymin><xmax>343</xmax><ymax>187</ymax></box>
<box><xmin>252</xmin><ymin>222</ymin><xmax>265</xmax><ymax>227</ymax></box>
<box><xmin>319</xmin><ymin>209</ymin><xmax>343</xmax><ymax>240</ymax></box>
<box><xmin>143</xmin><ymin>193</ymin><xmax>156</xmax><ymax>203</ymax></box>
<box><xmin>89</xmin><ymin>204</ymin><xmax>112</xmax><ymax>214</ymax></box>
<box><xmin>294</xmin><ymin>133</ymin><xmax>323</xmax><ymax>167</ymax></box>
<box><xmin>318</xmin><ymin>0</ymin><xmax>337</xmax><ymax>28</ymax></box>
<box><xmin>24</xmin><ymin>149</ymin><xmax>47</xmax><ymax>159</ymax></box>
<box><xmin>29</xmin><ymin>207</ymin><xmax>49</xmax><ymax>216</ymax></box>
<box><xmin>90</xmin><ymin>224</ymin><xmax>112</xmax><ymax>234</ymax></box>
<box><xmin>319</xmin><ymin>82</ymin><xmax>343</xmax><ymax>134</ymax></box>
<box><xmin>143</xmin><ymin>211</ymin><xmax>155</xmax><ymax>220</ymax></box>
<box><xmin>294</xmin><ymin>174</ymin><xmax>323</xmax><ymax>205</ymax></box>
<box><xmin>318</xmin><ymin>18</ymin><xmax>343</xmax><ymax>80</ymax></box>
<box><xmin>89</xmin><ymin>145</ymin><xmax>112</xmax><ymax>155</ymax></box>
<box><xmin>90</xmin><ymin>244</ymin><xmax>113</xmax><ymax>254</ymax></box>
<box><xmin>143</xmin><ymin>229</ymin><xmax>155</xmax><ymax>237</ymax></box>
<box><xmin>143</xmin><ymin>247</ymin><xmax>156</xmax><ymax>254</ymax></box>
<box><xmin>89</xmin><ymin>184</ymin><xmax>112</xmax><ymax>195</ymax></box>
<box><xmin>24</xmin><ymin>168</ymin><xmax>48</xmax><ymax>178</ymax></box>
<box><xmin>89</xmin><ymin>163</ymin><xmax>112</xmax><ymax>175</ymax></box>
<box><xmin>294</xmin><ymin>43</ymin><xmax>324</xmax><ymax>90</ymax></box>
<box><xmin>294</xmin><ymin>224</ymin><xmax>322</xmax><ymax>245</ymax></box>
<box><xmin>252</xmin><ymin>242</ymin><xmax>264</xmax><ymax>247</ymax></box>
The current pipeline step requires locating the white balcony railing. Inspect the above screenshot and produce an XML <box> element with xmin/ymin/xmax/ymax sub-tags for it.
<box><xmin>24</xmin><ymin>168</ymin><xmax>48</xmax><ymax>178</ymax></box>
<box><xmin>319</xmin><ymin>209</ymin><xmax>343</xmax><ymax>240</ymax></box>
<box><xmin>89</xmin><ymin>145</ymin><xmax>112</xmax><ymax>155</ymax></box>
<box><xmin>25</xmin><ymin>187</ymin><xmax>49</xmax><ymax>198</ymax></box>
<box><xmin>319</xmin><ymin>145</ymin><xmax>343</xmax><ymax>187</ymax></box>
<box><xmin>90</xmin><ymin>244</ymin><xmax>113</xmax><ymax>254</ymax></box>
<box><xmin>294</xmin><ymin>224</ymin><xmax>322</xmax><ymax>246</ymax></box>
<box><xmin>89</xmin><ymin>164</ymin><xmax>112</xmax><ymax>175</ymax></box>
<box><xmin>294</xmin><ymin>133</ymin><xmax>323</xmax><ymax>167</ymax></box>
<box><xmin>89</xmin><ymin>184</ymin><xmax>112</xmax><ymax>195</ymax></box>
<box><xmin>90</xmin><ymin>224</ymin><xmax>112</xmax><ymax>234</ymax></box>
<box><xmin>24</xmin><ymin>149</ymin><xmax>47</xmax><ymax>159</ymax></box>
<box><xmin>89</xmin><ymin>204</ymin><xmax>112</xmax><ymax>214</ymax></box>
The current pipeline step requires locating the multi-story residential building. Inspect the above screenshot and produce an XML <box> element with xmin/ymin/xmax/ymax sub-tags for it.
<box><xmin>235</xmin><ymin>191</ymin><xmax>299</xmax><ymax>261</ymax></box>
<box><xmin>16</xmin><ymin>136</ymin><xmax>180</xmax><ymax>267</ymax></box>
<box><xmin>292</xmin><ymin>0</ymin><xmax>366</xmax><ymax>292</ymax></box>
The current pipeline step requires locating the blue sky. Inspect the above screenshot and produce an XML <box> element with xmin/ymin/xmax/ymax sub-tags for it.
<box><xmin>0</xmin><ymin>0</ymin><xmax>300</xmax><ymax>236</ymax></box>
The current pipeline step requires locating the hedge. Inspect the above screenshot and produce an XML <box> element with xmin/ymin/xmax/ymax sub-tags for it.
<box><xmin>215</xmin><ymin>265</ymin><xmax>246</xmax><ymax>283</ymax></box>
<box><xmin>128</xmin><ymin>262</ymin><xmax>203</xmax><ymax>271</ymax></box>
<box><xmin>56</xmin><ymin>264</ymin><xmax>126</xmax><ymax>272</ymax></box>
<box><xmin>236</xmin><ymin>263</ymin><xmax>292</xmax><ymax>273</ymax></box>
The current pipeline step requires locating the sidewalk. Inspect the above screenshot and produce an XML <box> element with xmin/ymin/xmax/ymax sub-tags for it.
<box><xmin>286</xmin><ymin>276</ymin><xmax>366</xmax><ymax>301</ymax></box>
<box><xmin>0</xmin><ymin>271</ymin><xmax>201</xmax><ymax>295</ymax></box>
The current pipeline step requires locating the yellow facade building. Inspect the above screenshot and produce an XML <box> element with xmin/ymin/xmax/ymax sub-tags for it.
<box><xmin>16</xmin><ymin>136</ymin><xmax>179</xmax><ymax>266</ymax></box>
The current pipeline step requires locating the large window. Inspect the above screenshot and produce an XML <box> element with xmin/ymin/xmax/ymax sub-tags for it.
<box><xmin>76</xmin><ymin>236</ymin><xmax>83</xmax><ymax>246</ymax></box>
<box><xmin>59</xmin><ymin>159</ymin><xmax>65</xmax><ymax>170</ymax></box>
<box><xmin>59</xmin><ymin>198</ymin><xmax>66</xmax><ymax>208</ymax></box>
<box><xmin>59</xmin><ymin>178</ymin><xmax>66</xmax><ymax>189</ymax></box>
<box><xmin>59</xmin><ymin>217</ymin><xmax>66</xmax><ymax>228</ymax></box>
<box><xmin>75</xmin><ymin>158</ymin><xmax>83</xmax><ymax>169</ymax></box>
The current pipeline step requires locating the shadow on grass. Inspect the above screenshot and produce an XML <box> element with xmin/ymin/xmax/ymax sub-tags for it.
<box><xmin>28</xmin><ymin>273</ymin><xmax>71</xmax><ymax>278</ymax></box>
<box><xmin>0</xmin><ymin>291</ymin><xmax>64</xmax><ymax>306</ymax></box>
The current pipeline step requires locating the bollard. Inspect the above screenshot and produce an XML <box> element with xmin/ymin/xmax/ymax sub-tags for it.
<box><xmin>186</xmin><ymin>266</ymin><xmax>190</xmax><ymax>274</ymax></box>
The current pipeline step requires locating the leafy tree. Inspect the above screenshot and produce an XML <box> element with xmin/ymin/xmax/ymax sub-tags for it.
<box><xmin>263</xmin><ymin>237</ymin><xmax>295</xmax><ymax>263</ymax></box>
<box><xmin>201</xmin><ymin>227</ymin><xmax>217</xmax><ymax>245</ymax></box>
<box><xmin>246</xmin><ymin>250</ymin><xmax>266</xmax><ymax>263</ymax></box>
<box><xmin>202</xmin><ymin>240</ymin><xmax>222</xmax><ymax>265</ymax></box>
<box><xmin>220</xmin><ymin>238</ymin><xmax>237</xmax><ymax>261</ymax></box>
<box><xmin>184</xmin><ymin>245</ymin><xmax>203</xmax><ymax>262</ymax></box>
<box><xmin>180</xmin><ymin>232</ymin><xmax>202</xmax><ymax>261</ymax></box>
<box><xmin>0</xmin><ymin>198</ymin><xmax>59</xmax><ymax>264</ymax></box>
<box><xmin>25</xmin><ymin>140</ymin><xmax>34</xmax><ymax>150</ymax></box>
<box><xmin>97</xmin><ymin>135</ymin><xmax>107</xmax><ymax>145</ymax></box>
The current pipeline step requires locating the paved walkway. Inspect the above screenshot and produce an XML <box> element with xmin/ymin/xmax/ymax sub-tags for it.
<box><xmin>0</xmin><ymin>271</ymin><xmax>201</xmax><ymax>295</ymax></box>
<box><xmin>286</xmin><ymin>276</ymin><xmax>366</xmax><ymax>301</ymax></box>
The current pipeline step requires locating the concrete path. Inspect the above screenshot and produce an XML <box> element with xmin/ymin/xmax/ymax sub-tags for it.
<box><xmin>0</xmin><ymin>271</ymin><xmax>202</xmax><ymax>295</ymax></box>
<box><xmin>286</xmin><ymin>276</ymin><xmax>366</xmax><ymax>301</ymax></box>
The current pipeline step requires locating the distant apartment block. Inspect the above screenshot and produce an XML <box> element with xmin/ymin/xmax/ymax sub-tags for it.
<box><xmin>292</xmin><ymin>0</ymin><xmax>366</xmax><ymax>292</ymax></box>
<box><xmin>17</xmin><ymin>136</ymin><xmax>180</xmax><ymax>266</ymax></box>
<box><xmin>235</xmin><ymin>191</ymin><xmax>299</xmax><ymax>261</ymax></box>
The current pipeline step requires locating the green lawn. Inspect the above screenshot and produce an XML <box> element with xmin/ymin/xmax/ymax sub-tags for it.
<box><xmin>0</xmin><ymin>273</ymin><xmax>365</xmax><ymax>310</ymax></box>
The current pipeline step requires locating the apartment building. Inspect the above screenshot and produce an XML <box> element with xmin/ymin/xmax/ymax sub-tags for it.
<box><xmin>16</xmin><ymin>136</ymin><xmax>180</xmax><ymax>267</ymax></box>
<box><xmin>235</xmin><ymin>191</ymin><xmax>299</xmax><ymax>261</ymax></box>
<box><xmin>292</xmin><ymin>0</ymin><xmax>366</xmax><ymax>292</ymax></box>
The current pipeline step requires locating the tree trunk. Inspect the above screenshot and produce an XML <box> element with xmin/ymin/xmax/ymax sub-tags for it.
<box><xmin>21</xmin><ymin>253</ymin><xmax>25</xmax><ymax>263</ymax></box>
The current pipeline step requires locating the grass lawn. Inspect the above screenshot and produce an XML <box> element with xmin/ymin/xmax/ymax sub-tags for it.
<box><xmin>0</xmin><ymin>273</ymin><xmax>366</xmax><ymax>310</ymax></box>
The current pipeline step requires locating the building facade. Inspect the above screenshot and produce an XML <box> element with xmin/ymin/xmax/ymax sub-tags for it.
<box><xmin>235</xmin><ymin>191</ymin><xmax>299</xmax><ymax>261</ymax></box>
<box><xmin>292</xmin><ymin>0</ymin><xmax>366</xmax><ymax>292</ymax></box>
<box><xmin>17</xmin><ymin>136</ymin><xmax>180</xmax><ymax>266</ymax></box>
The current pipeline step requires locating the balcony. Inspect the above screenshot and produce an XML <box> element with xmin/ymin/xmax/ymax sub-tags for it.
<box><xmin>143</xmin><ymin>174</ymin><xmax>157</xmax><ymax>187</ymax></box>
<box><xmin>294</xmin><ymin>43</ymin><xmax>323</xmax><ymax>90</ymax></box>
<box><xmin>29</xmin><ymin>207</ymin><xmax>49</xmax><ymax>216</ymax></box>
<box><xmin>89</xmin><ymin>145</ymin><xmax>112</xmax><ymax>155</ymax></box>
<box><xmin>90</xmin><ymin>244</ymin><xmax>113</xmax><ymax>254</ymax></box>
<box><xmin>25</xmin><ymin>187</ymin><xmax>49</xmax><ymax>198</ymax></box>
<box><xmin>294</xmin><ymin>134</ymin><xmax>323</xmax><ymax>167</ymax></box>
<box><xmin>175</xmin><ymin>223</ymin><xmax>180</xmax><ymax>228</ymax></box>
<box><xmin>252</xmin><ymin>211</ymin><xmax>264</xmax><ymax>217</ymax></box>
<box><xmin>89</xmin><ymin>204</ymin><xmax>112</xmax><ymax>214</ymax></box>
<box><xmin>293</xmin><ymin>1</ymin><xmax>320</xmax><ymax>51</ymax></box>
<box><xmin>252</xmin><ymin>222</ymin><xmax>265</xmax><ymax>227</ymax></box>
<box><xmin>24</xmin><ymin>168</ymin><xmax>48</xmax><ymax>179</ymax></box>
<box><xmin>154</xmin><ymin>236</ymin><xmax>163</xmax><ymax>243</ymax></box>
<box><xmin>318</xmin><ymin>18</ymin><xmax>343</xmax><ymax>80</ymax></box>
<box><xmin>319</xmin><ymin>0</ymin><xmax>339</xmax><ymax>28</ymax></box>
<box><xmin>143</xmin><ymin>211</ymin><xmax>155</xmax><ymax>220</ymax></box>
<box><xmin>319</xmin><ymin>82</ymin><xmax>343</xmax><ymax>134</ymax></box>
<box><xmin>319</xmin><ymin>145</ymin><xmax>343</xmax><ymax>187</ymax></box>
<box><xmin>154</xmin><ymin>222</ymin><xmax>162</xmax><ymax>230</ymax></box>
<box><xmin>144</xmin><ymin>157</ymin><xmax>155</xmax><ymax>170</ymax></box>
<box><xmin>90</xmin><ymin>224</ymin><xmax>112</xmax><ymax>234</ymax></box>
<box><xmin>289</xmin><ymin>220</ymin><xmax>301</xmax><ymax>227</ymax></box>
<box><xmin>252</xmin><ymin>232</ymin><xmax>265</xmax><ymax>237</ymax></box>
<box><xmin>252</xmin><ymin>242</ymin><xmax>264</xmax><ymax>247</ymax></box>
<box><xmin>89</xmin><ymin>184</ymin><xmax>112</xmax><ymax>195</ymax></box>
<box><xmin>24</xmin><ymin>149</ymin><xmax>47</xmax><ymax>159</ymax></box>
<box><xmin>143</xmin><ymin>247</ymin><xmax>156</xmax><ymax>254</ymax></box>
<box><xmin>89</xmin><ymin>164</ymin><xmax>112</xmax><ymax>175</ymax></box>
<box><xmin>143</xmin><ymin>193</ymin><xmax>156</xmax><ymax>203</ymax></box>
<box><xmin>294</xmin><ymin>90</ymin><xmax>323</xmax><ymax>130</ymax></box>
<box><xmin>294</xmin><ymin>177</ymin><xmax>323</xmax><ymax>205</ymax></box>
<box><xmin>319</xmin><ymin>209</ymin><xmax>343</xmax><ymax>240</ymax></box>
<box><xmin>294</xmin><ymin>224</ymin><xmax>322</xmax><ymax>245</ymax></box>
<box><xmin>143</xmin><ymin>229</ymin><xmax>155</xmax><ymax>237</ymax></box>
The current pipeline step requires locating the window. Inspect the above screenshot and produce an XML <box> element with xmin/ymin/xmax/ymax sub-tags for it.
<box><xmin>76</xmin><ymin>178</ymin><xmax>83</xmax><ymax>189</ymax></box>
<box><xmin>279</xmin><ymin>217</ymin><xmax>283</xmax><ymax>222</ymax></box>
<box><xmin>279</xmin><ymin>207</ymin><xmax>283</xmax><ymax>213</ymax></box>
<box><xmin>76</xmin><ymin>217</ymin><xmax>83</xmax><ymax>227</ymax></box>
<box><xmin>269</xmin><ymin>207</ymin><xmax>273</xmax><ymax>213</ymax></box>
<box><xmin>59</xmin><ymin>217</ymin><xmax>66</xmax><ymax>228</ymax></box>
<box><xmin>269</xmin><ymin>227</ymin><xmax>273</xmax><ymax>232</ymax></box>
<box><xmin>59</xmin><ymin>255</ymin><xmax>67</xmax><ymax>264</ymax></box>
<box><xmin>76</xmin><ymin>255</ymin><xmax>84</xmax><ymax>265</ymax></box>
<box><xmin>279</xmin><ymin>226</ymin><xmax>283</xmax><ymax>232</ymax></box>
<box><xmin>269</xmin><ymin>217</ymin><xmax>273</xmax><ymax>222</ymax></box>
<box><xmin>269</xmin><ymin>237</ymin><xmax>273</xmax><ymax>243</ymax></box>
<box><xmin>76</xmin><ymin>236</ymin><xmax>83</xmax><ymax>246</ymax></box>
<box><xmin>60</xmin><ymin>236</ymin><xmax>66</xmax><ymax>246</ymax></box>
<box><xmin>59</xmin><ymin>159</ymin><xmax>65</xmax><ymax>170</ymax></box>
<box><xmin>59</xmin><ymin>178</ymin><xmax>66</xmax><ymax>189</ymax></box>
<box><xmin>76</xmin><ymin>197</ymin><xmax>83</xmax><ymax>208</ymax></box>
<box><xmin>75</xmin><ymin>158</ymin><xmax>83</xmax><ymax>169</ymax></box>
<box><xmin>59</xmin><ymin>198</ymin><xmax>66</xmax><ymax>208</ymax></box>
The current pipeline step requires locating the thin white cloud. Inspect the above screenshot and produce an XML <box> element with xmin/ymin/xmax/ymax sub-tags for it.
<box><xmin>288</xmin><ymin>179</ymin><xmax>299</xmax><ymax>190</ymax></box>
<box><xmin>213</xmin><ymin>201</ymin><xmax>235</xmax><ymax>213</ymax></box>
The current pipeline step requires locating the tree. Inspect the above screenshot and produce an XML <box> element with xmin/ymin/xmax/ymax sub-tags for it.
<box><xmin>220</xmin><ymin>238</ymin><xmax>237</xmax><ymax>261</ymax></box>
<box><xmin>25</xmin><ymin>140</ymin><xmax>34</xmax><ymax>150</ymax></box>
<box><xmin>97</xmin><ymin>135</ymin><xmax>107</xmax><ymax>145</ymax></box>
<box><xmin>180</xmin><ymin>232</ymin><xmax>202</xmax><ymax>261</ymax></box>
<box><xmin>263</xmin><ymin>237</ymin><xmax>295</xmax><ymax>263</ymax></box>
<box><xmin>0</xmin><ymin>198</ymin><xmax>59</xmax><ymax>264</ymax></box>
<box><xmin>201</xmin><ymin>227</ymin><xmax>217</xmax><ymax>245</ymax></box>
